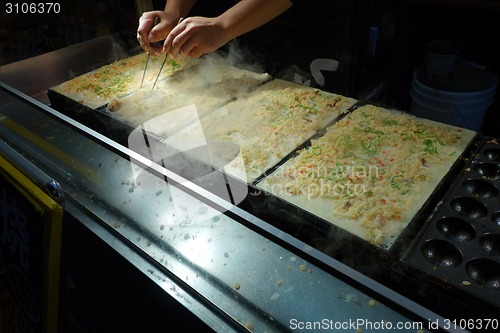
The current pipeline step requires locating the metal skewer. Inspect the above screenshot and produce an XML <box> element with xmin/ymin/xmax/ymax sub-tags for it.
<box><xmin>140</xmin><ymin>52</ymin><xmax>150</xmax><ymax>89</ymax></box>
<box><xmin>140</xmin><ymin>16</ymin><xmax>161</xmax><ymax>90</ymax></box>
<box><xmin>151</xmin><ymin>53</ymin><xmax>167</xmax><ymax>92</ymax></box>
<box><xmin>151</xmin><ymin>17</ymin><xmax>184</xmax><ymax>92</ymax></box>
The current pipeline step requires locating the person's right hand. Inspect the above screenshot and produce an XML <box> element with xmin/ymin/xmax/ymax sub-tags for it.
<box><xmin>137</xmin><ymin>10</ymin><xmax>181</xmax><ymax>55</ymax></box>
<box><xmin>163</xmin><ymin>16</ymin><xmax>230</xmax><ymax>59</ymax></box>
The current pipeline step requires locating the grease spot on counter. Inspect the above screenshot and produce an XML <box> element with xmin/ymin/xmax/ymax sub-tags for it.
<box><xmin>196</xmin><ymin>206</ymin><xmax>209</xmax><ymax>215</ymax></box>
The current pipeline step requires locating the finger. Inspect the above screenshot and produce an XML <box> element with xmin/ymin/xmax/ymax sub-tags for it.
<box><xmin>165</xmin><ymin>27</ymin><xmax>184</xmax><ymax>57</ymax></box>
<box><xmin>162</xmin><ymin>39</ymin><xmax>171</xmax><ymax>55</ymax></box>
<box><xmin>162</xmin><ymin>30</ymin><xmax>175</xmax><ymax>54</ymax></box>
<box><xmin>149</xmin><ymin>45</ymin><xmax>163</xmax><ymax>56</ymax></box>
<box><xmin>179</xmin><ymin>38</ymin><xmax>198</xmax><ymax>58</ymax></box>
<box><xmin>137</xmin><ymin>34</ymin><xmax>147</xmax><ymax>52</ymax></box>
<box><xmin>190</xmin><ymin>46</ymin><xmax>203</xmax><ymax>59</ymax></box>
<box><xmin>137</xmin><ymin>13</ymin><xmax>157</xmax><ymax>51</ymax></box>
<box><xmin>137</xmin><ymin>28</ymin><xmax>152</xmax><ymax>52</ymax></box>
<box><xmin>148</xmin><ymin>20</ymin><xmax>171</xmax><ymax>43</ymax></box>
<box><xmin>169</xmin><ymin>26</ymin><xmax>191</xmax><ymax>58</ymax></box>
<box><xmin>161</xmin><ymin>19</ymin><xmax>185</xmax><ymax>54</ymax></box>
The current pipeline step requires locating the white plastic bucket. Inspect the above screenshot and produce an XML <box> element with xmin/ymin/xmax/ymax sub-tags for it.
<box><xmin>410</xmin><ymin>64</ymin><xmax>497</xmax><ymax>131</ymax></box>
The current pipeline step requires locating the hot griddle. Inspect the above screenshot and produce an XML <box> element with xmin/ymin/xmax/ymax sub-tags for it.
<box><xmin>48</xmin><ymin>61</ymin><xmax>478</xmax><ymax>280</ymax></box>
<box><xmin>43</xmin><ymin>43</ymin><xmax>484</xmax><ymax>293</ymax></box>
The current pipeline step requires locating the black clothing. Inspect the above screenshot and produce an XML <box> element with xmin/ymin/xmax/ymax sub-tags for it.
<box><xmin>190</xmin><ymin>0</ymin><xmax>353</xmax><ymax>94</ymax></box>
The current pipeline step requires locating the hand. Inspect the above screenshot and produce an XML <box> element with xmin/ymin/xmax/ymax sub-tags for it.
<box><xmin>163</xmin><ymin>16</ymin><xmax>231</xmax><ymax>58</ymax></box>
<box><xmin>137</xmin><ymin>10</ymin><xmax>181</xmax><ymax>55</ymax></box>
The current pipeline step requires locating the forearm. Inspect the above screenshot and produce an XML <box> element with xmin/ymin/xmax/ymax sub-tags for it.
<box><xmin>164</xmin><ymin>0</ymin><xmax>199</xmax><ymax>19</ymax></box>
<box><xmin>217</xmin><ymin>0</ymin><xmax>293</xmax><ymax>41</ymax></box>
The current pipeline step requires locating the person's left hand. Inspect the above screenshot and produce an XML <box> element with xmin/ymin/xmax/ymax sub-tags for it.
<box><xmin>163</xmin><ymin>16</ymin><xmax>231</xmax><ymax>58</ymax></box>
<box><xmin>137</xmin><ymin>10</ymin><xmax>180</xmax><ymax>55</ymax></box>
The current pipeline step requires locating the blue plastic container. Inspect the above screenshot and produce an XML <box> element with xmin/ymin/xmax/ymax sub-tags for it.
<box><xmin>410</xmin><ymin>64</ymin><xmax>497</xmax><ymax>131</ymax></box>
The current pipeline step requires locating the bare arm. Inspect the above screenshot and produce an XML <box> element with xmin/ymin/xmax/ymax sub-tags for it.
<box><xmin>218</xmin><ymin>0</ymin><xmax>293</xmax><ymax>41</ymax></box>
<box><xmin>165</xmin><ymin>0</ymin><xmax>293</xmax><ymax>58</ymax></box>
<box><xmin>163</xmin><ymin>0</ymin><xmax>198</xmax><ymax>22</ymax></box>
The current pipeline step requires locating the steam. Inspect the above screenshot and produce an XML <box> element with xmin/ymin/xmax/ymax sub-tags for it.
<box><xmin>214</xmin><ymin>41</ymin><xmax>266</xmax><ymax>74</ymax></box>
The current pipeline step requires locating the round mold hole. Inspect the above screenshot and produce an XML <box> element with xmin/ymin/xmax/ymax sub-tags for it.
<box><xmin>462</xmin><ymin>178</ymin><xmax>498</xmax><ymax>199</ymax></box>
<box><xmin>450</xmin><ymin>197</ymin><xmax>488</xmax><ymax>219</ymax></box>
<box><xmin>420</xmin><ymin>239</ymin><xmax>462</xmax><ymax>268</ymax></box>
<box><xmin>465</xmin><ymin>258</ymin><xmax>500</xmax><ymax>290</ymax></box>
<box><xmin>484</xmin><ymin>148</ymin><xmax>500</xmax><ymax>163</ymax></box>
<box><xmin>473</xmin><ymin>162</ymin><xmax>500</xmax><ymax>180</ymax></box>
<box><xmin>480</xmin><ymin>233</ymin><xmax>500</xmax><ymax>257</ymax></box>
<box><xmin>492</xmin><ymin>212</ymin><xmax>500</xmax><ymax>228</ymax></box>
<box><xmin>436</xmin><ymin>217</ymin><xmax>476</xmax><ymax>242</ymax></box>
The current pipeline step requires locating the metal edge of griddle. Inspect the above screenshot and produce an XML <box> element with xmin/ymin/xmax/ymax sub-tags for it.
<box><xmin>241</xmin><ymin>185</ymin><xmax>397</xmax><ymax>280</ymax></box>
<box><xmin>47</xmin><ymin>88</ymin><xmax>133</xmax><ymax>146</ymax></box>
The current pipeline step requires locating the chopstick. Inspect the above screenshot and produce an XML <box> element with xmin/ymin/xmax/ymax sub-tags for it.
<box><xmin>140</xmin><ymin>16</ymin><xmax>160</xmax><ymax>90</ymax></box>
<box><xmin>151</xmin><ymin>54</ymin><xmax>167</xmax><ymax>92</ymax></box>
<box><xmin>151</xmin><ymin>17</ymin><xmax>184</xmax><ymax>92</ymax></box>
<box><xmin>140</xmin><ymin>52</ymin><xmax>150</xmax><ymax>89</ymax></box>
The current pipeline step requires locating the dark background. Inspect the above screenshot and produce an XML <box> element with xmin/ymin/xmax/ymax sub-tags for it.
<box><xmin>1</xmin><ymin>0</ymin><xmax>499</xmax><ymax>136</ymax></box>
<box><xmin>359</xmin><ymin>0</ymin><xmax>500</xmax><ymax>137</ymax></box>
